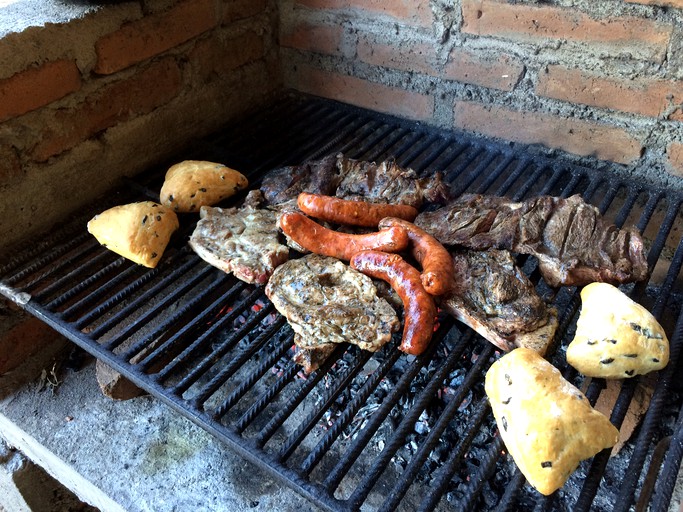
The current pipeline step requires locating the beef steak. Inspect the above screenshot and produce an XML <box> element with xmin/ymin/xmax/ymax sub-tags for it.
<box><xmin>416</xmin><ymin>194</ymin><xmax>648</xmax><ymax>287</ymax></box>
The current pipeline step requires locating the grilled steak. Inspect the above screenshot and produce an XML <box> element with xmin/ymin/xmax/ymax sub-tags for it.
<box><xmin>261</xmin><ymin>153</ymin><xmax>450</xmax><ymax>208</ymax></box>
<box><xmin>335</xmin><ymin>155</ymin><xmax>451</xmax><ymax>208</ymax></box>
<box><xmin>416</xmin><ymin>194</ymin><xmax>649</xmax><ymax>287</ymax></box>
<box><xmin>442</xmin><ymin>249</ymin><xmax>558</xmax><ymax>354</ymax></box>
<box><xmin>189</xmin><ymin>204</ymin><xmax>289</xmax><ymax>285</ymax></box>
<box><xmin>265</xmin><ymin>254</ymin><xmax>400</xmax><ymax>357</ymax></box>
<box><xmin>291</xmin><ymin>339</ymin><xmax>337</xmax><ymax>374</ymax></box>
<box><xmin>260</xmin><ymin>154</ymin><xmax>342</xmax><ymax>205</ymax></box>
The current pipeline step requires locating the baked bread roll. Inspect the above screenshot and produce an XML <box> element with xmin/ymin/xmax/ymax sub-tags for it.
<box><xmin>160</xmin><ymin>160</ymin><xmax>249</xmax><ymax>213</ymax></box>
<box><xmin>87</xmin><ymin>202</ymin><xmax>179</xmax><ymax>268</ymax></box>
<box><xmin>566</xmin><ymin>282</ymin><xmax>669</xmax><ymax>378</ymax></box>
<box><xmin>485</xmin><ymin>348</ymin><xmax>619</xmax><ymax>496</ymax></box>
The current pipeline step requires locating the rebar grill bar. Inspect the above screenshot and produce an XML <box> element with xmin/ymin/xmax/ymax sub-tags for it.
<box><xmin>1</xmin><ymin>92</ymin><xmax>682</xmax><ymax>512</ymax></box>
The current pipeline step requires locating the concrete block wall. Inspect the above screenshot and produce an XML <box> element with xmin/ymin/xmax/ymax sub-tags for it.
<box><xmin>279</xmin><ymin>0</ymin><xmax>683</xmax><ymax>187</ymax></box>
<box><xmin>0</xmin><ymin>0</ymin><xmax>280</xmax><ymax>254</ymax></box>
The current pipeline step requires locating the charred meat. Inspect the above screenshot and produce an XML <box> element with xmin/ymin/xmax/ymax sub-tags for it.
<box><xmin>260</xmin><ymin>154</ymin><xmax>342</xmax><ymax>206</ymax></box>
<box><xmin>416</xmin><ymin>194</ymin><xmax>648</xmax><ymax>287</ymax></box>
<box><xmin>336</xmin><ymin>155</ymin><xmax>451</xmax><ymax>208</ymax></box>
<box><xmin>189</xmin><ymin>205</ymin><xmax>289</xmax><ymax>285</ymax></box>
<box><xmin>261</xmin><ymin>153</ymin><xmax>450</xmax><ymax>208</ymax></box>
<box><xmin>265</xmin><ymin>254</ymin><xmax>400</xmax><ymax>357</ymax></box>
<box><xmin>442</xmin><ymin>249</ymin><xmax>558</xmax><ymax>355</ymax></box>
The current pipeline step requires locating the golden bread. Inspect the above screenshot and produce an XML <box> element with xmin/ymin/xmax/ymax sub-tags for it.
<box><xmin>160</xmin><ymin>160</ymin><xmax>249</xmax><ymax>213</ymax></box>
<box><xmin>485</xmin><ymin>348</ymin><xmax>619</xmax><ymax>496</ymax></box>
<box><xmin>87</xmin><ymin>201</ymin><xmax>179</xmax><ymax>268</ymax></box>
<box><xmin>566</xmin><ymin>283</ymin><xmax>669</xmax><ymax>378</ymax></box>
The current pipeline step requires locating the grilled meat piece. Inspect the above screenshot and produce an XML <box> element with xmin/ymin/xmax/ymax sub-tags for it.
<box><xmin>416</xmin><ymin>194</ymin><xmax>649</xmax><ymax>287</ymax></box>
<box><xmin>336</xmin><ymin>155</ymin><xmax>451</xmax><ymax>208</ymax></box>
<box><xmin>291</xmin><ymin>339</ymin><xmax>337</xmax><ymax>374</ymax></box>
<box><xmin>189</xmin><ymin>205</ymin><xmax>289</xmax><ymax>285</ymax></box>
<box><xmin>261</xmin><ymin>153</ymin><xmax>450</xmax><ymax>208</ymax></box>
<box><xmin>260</xmin><ymin>154</ymin><xmax>342</xmax><ymax>205</ymax></box>
<box><xmin>265</xmin><ymin>254</ymin><xmax>400</xmax><ymax>355</ymax></box>
<box><xmin>442</xmin><ymin>249</ymin><xmax>558</xmax><ymax>355</ymax></box>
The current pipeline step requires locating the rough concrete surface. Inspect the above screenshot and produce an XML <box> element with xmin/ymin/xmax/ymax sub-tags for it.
<box><xmin>0</xmin><ymin>0</ymin><xmax>99</xmax><ymax>38</ymax></box>
<box><xmin>0</xmin><ymin>356</ymin><xmax>320</xmax><ymax>512</ymax></box>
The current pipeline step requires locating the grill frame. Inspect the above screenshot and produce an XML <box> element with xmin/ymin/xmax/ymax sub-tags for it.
<box><xmin>2</xmin><ymin>92</ymin><xmax>683</xmax><ymax>512</ymax></box>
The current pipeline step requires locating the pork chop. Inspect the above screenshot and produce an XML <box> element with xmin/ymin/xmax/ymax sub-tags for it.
<box><xmin>265</xmin><ymin>254</ymin><xmax>400</xmax><ymax>356</ymax></box>
<box><xmin>189</xmin><ymin>205</ymin><xmax>289</xmax><ymax>285</ymax></box>
<box><xmin>442</xmin><ymin>249</ymin><xmax>558</xmax><ymax>355</ymax></box>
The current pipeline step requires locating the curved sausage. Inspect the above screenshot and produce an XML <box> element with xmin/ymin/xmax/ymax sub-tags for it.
<box><xmin>280</xmin><ymin>212</ymin><xmax>409</xmax><ymax>261</ymax></box>
<box><xmin>351</xmin><ymin>250</ymin><xmax>436</xmax><ymax>356</ymax></box>
<box><xmin>298</xmin><ymin>192</ymin><xmax>418</xmax><ymax>227</ymax></box>
<box><xmin>378</xmin><ymin>217</ymin><xmax>454</xmax><ymax>296</ymax></box>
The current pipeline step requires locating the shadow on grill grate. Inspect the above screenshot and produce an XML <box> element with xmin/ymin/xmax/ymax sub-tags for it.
<box><xmin>2</xmin><ymin>92</ymin><xmax>683</xmax><ymax>512</ymax></box>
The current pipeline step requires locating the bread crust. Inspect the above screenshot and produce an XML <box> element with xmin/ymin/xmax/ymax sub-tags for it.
<box><xmin>87</xmin><ymin>201</ymin><xmax>179</xmax><ymax>268</ymax></box>
<box><xmin>567</xmin><ymin>283</ymin><xmax>669</xmax><ymax>378</ymax></box>
<box><xmin>485</xmin><ymin>348</ymin><xmax>619</xmax><ymax>495</ymax></box>
<box><xmin>160</xmin><ymin>160</ymin><xmax>249</xmax><ymax>213</ymax></box>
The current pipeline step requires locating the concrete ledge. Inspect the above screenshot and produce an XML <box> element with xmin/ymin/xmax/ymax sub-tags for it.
<box><xmin>0</xmin><ymin>356</ymin><xmax>318</xmax><ymax>512</ymax></box>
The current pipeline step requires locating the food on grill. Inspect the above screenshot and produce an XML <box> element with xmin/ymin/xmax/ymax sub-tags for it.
<box><xmin>415</xmin><ymin>193</ymin><xmax>649</xmax><ymax>287</ymax></box>
<box><xmin>279</xmin><ymin>211</ymin><xmax>410</xmax><ymax>261</ymax></box>
<box><xmin>378</xmin><ymin>217</ymin><xmax>454</xmax><ymax>296</ymax></box>
<box><xmin>189</xmin><ymin>204</ymin><xmax>289</xmax><ymax>285</ymax></box>
<box><xmin>441</xmin><ymin>249</ymin><xmax>558</xmax><ymax>355</ymax></box>
<box><xmin>160</xmin><ymin>160</ymin><xmax>249</xmax><ymax>213</ymax></box>
<box><xmin>261</xmin><ymin>154</ymin><xmax>342</xmax><ymax>205</ymax></box>
<box><xmin>261</xmin><ymin>153</ymin><xmax>450</xmax><ymax>208</ymax></box>
<box><xmin>291</xmin><ymin>339</ymin><xmax>337</xmax><ymax>374</ymax></box>
<box><xmin>265</xmin><ymin>255</ymin><xmax>400</xmax><ymax>355</ymax></box>
<box><xmin>485</xmin><ymin>348</ymin><xmax>619</xmax><ymax>496</ymax></box>
<box><xmin>297</xmin><ymin>192</ymin><xmax>418</xmax><ymax>227</ymax></box>
<box><xmin>566</xmin><ymin>282</ymin><xmax>669</xmax><ymax>378</ymax></box>
<box><xmin>351</xmin><ymin>251</ymin><xmax>437</xmax><ymax>356</ymax></box>
<box><xmin>335</xmin><ymin>155</ymin><xmax>451</xmax><ymax>208</ymax></box>
<box><xmin>87</xmin><ymin>201</ymin><xmax>179</xmax><ymax>268</ymax></box>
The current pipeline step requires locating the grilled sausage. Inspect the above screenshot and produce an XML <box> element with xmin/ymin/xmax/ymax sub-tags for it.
<box><xmin>351</xmin><ymin>250</ymin><xmax>436</xmax><ymax>355</ymax></box>
<box><xmin>280</xmin><ymin>212</ymin><xmax>409</xmax><ymax>261</ymax></box>
<box><xmin>378</xmin><ymin>217</ymin><xmax>454</xmax><ymax>296</ymax></box>
<box><xmin>297</xmin><ymin>192</ymin><xmax>418</xmax><ymax>227</ymax></box>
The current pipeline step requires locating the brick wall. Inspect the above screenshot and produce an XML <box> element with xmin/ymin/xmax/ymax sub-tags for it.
<box><xmin>0</xmin><ymin>0</ymin><xmax>277</xmax><ymax>253</ymax></box>
<box><xmin>279</xmin><ymin>0</ymin><xmax>683</xmax><ymax>182</ymax></box>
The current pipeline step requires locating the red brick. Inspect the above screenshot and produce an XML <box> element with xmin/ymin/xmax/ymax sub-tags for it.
<box><xmin>94</xmin><ymin>0</ymin><xmax>217</xmax><ymax>74</ymax></box>
<box><xmin>33</xmin><ymin>58</ymin><xmax>182</xmax><ymax>162</ymax></box>
<box><xmin>281</xmin><ymin>21</ymin><xmax>345</xmax><ymax>56</ymax></box>
<box><xmin>461</xmin><ymin>0</ymin><xmax>672</xmax><ymax>63</ymax></box>
<box><xmin>292</xmin><ymin>65</ymin><xmax>434</xmax><ymax>121</ymax></box>
<box><xmin>295</xmin><ymin>0</ymin><xmax>431</xmax><ymax>27</ymax></box>
<box><xmin>453</xmin><ymin>101</ymin><xmax>643</xmax><ymax>165</ymax></box>
<box><xmin>666</xmin><ymin>142</ymin><xmax>683</xmax><ymax>176</ymax></box>
<box><xmin>625</xmin><ymin>0</ymin><xmax>683</xmax><ymax>6</ymax></box>
<box><xmin>0</xmin><ymin>317</ymin><xmax>61</xmax><ymax>374</ymax></box>
<box><xmin>357</xmin><ymin>36</ymin><xmax>437</xmax><ymax>75</ymax></box>
<box><xmin>0</xmin><ymin>60</ymin><xmax>81</xmax><ymax>122</ymax></box>
<box><xmin>0</xmin><ymin>145</ymin><xmax>21</xmax><ymax>185</ymax></box>
<box><xmin>536</xmin><ymin>65</ymin><xmax>681</xmax><ymax>118</ymax></box>
<box><xmin>191</xmin><ymin>31</ymin><xmax>265</xmax><ymax>81</ymax></box>
<box><xmin>222</xmin><ymin>0</ymin><xmax>267</xmax><ymax>24</ymax></box>
<box><xmin>444</xmin><ymin>48</ymin><xmax>524</xmax><ymax>91</ymax></box>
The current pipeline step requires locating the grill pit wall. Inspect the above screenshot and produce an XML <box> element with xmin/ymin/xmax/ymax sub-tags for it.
<box><xmin>3</xmin><ymin>0</ymin><xmax>683</xmax><ymax>254</ymax></box>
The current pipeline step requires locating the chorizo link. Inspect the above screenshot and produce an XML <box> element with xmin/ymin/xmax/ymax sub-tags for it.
<box><xmin>279</xmin><ymin>212</ymin><xmax>409</xmax><ymax>261</ymax></box>
<box><xmin>298</xmin><ymin>192</ymin><xmax>418</xmax><ymax>227</ymax></box>
<box><xmin>351</xmin><ymin>250</ymin><xmax>436</xmax><ymax>356</ymax></box>
<box><xmin>378</xmin><ymin>217</ymin><xmax>455</xmax><ymax>296</ymax></box>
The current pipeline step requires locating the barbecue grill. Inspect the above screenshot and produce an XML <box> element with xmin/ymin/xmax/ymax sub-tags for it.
<box><xmin>1</xmin><ymin>92</ymin><xmax>682</xmax><ymax>511</ymax></box>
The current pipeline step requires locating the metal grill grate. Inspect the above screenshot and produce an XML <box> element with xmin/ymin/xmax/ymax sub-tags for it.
<box><xmin>2</xmin><ymin>92</ymin><xmax>683</xmax><ymax>511</ymax></box>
